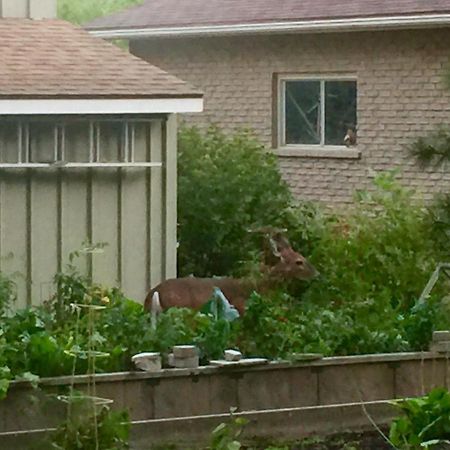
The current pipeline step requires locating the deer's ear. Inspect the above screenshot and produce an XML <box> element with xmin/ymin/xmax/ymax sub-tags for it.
<box><xmin>269</xmin><ymin>237</ymin><xmax>281</xmax><ymax>257</ymax></box>
<box><xmin>269</xmin><ymin>234</ymin><xmax>291</xmax><ymax>263</ymax></box>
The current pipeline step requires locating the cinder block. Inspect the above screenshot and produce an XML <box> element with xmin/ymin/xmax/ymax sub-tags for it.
<box><xmin>168</xmin><ymin>353</ymin><xmax>199</xmax><ymax>368</ymax></box>
<box><xmin>224</xmin><ymin>350</ymin><xmax>242</xmax><ymax>362</ymax></box>
<box><xmin>433</xmin><ymin>331</ymin><xmax>450</xmax><ymax>342</ymax></box>
<box><xmin>173</xmin><ymin>345</ymin><xmax>198</xmax><ymax>359</ymax></box>
<box><xmin>430</xmin><ymin>342</ymin><xmax>450</xmax><ymax>353</ymax></box>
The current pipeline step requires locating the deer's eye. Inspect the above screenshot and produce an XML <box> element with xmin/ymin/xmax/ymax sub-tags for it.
<box><xmin>296</xmin><ymin>260</ymin><xmax>304</xmax><ymax>266</ymax></box>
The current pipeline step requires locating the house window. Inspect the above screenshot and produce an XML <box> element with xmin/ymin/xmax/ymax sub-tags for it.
<box><xmin>280</xmin><ymin>77</ymin><xmax>357</xmax><ymax>148</ymax></box>
<box><xmin>0</xmin><ymin>119</ymin><xmax>160</xmax><ymax>168</ymax></box>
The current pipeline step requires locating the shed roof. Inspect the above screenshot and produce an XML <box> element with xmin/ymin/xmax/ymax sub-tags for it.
<box><xmin>86</xmin><ymin>0</ymin><xmax>450</xmax><ymax>38</ymax></box>
<box><xmin>0</xmin><ymin>19</ymin><xmax>201</xmax><ymax>100</ymax></box>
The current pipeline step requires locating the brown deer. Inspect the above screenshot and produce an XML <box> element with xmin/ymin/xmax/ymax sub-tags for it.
<box><xmin>144</xmin><ymin>230</ymin><xmax>318</xmax><ymax>317</ymax></box>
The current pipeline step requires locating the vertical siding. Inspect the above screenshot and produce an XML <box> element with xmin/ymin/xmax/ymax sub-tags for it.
<box><xmin>0</xmin><ymin>171</ymin><xmax>28</xmax><ymax>308</ymax></box>
<box><xmin>164</xmin><ymin>115</ymin><xmax>178</xmax><ymax>280</ymax></box>
<box><xmin>149</xmin><ymin>120</ymin><xmax>163</xmax><ymax>289</ymax></box>
<box><xmin>30</xmin><ymin>170</ymin><xmax>59</xmax><ymax>304</ymax></box>
<box><xmin>0</xmin><ymin>116</ymin><xmax>177</xmax><ymax>308</ymax></box>
<box><xmin>60</xmin><ymin>169</ymin><xmax>90</xmax><ymax>277</ymax></box>
<box><xmin>91</xmin><ymin>169</ymin><xmax>121</xmax><ymax>287</ymax></box>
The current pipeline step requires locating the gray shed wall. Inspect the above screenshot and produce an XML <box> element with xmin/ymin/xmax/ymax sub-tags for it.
<box><xmin>0</xmin><ymin>115</ymin><xmax>177</xmax><ymax>308</ymax></box>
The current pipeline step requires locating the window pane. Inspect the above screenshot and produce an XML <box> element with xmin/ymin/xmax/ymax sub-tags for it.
<box><xmin>64</xmin><ymin>122</ymin><xmax>91</xmax><ymax>163</ymax></box>
<box><xmin>325</xmin><ymin>81</ymin><xmax>357</xmax><ymax>146</ymax></box>
<box><xmin>99</xmin><ymin>122</ymin><xmax>125</xmax><ymax>163</ymax></box>
<box><xmin>0</xmin><ymin>122</ymin><xmax>18</xmax><ymax>163</ymax></box>
<box><xmin>285</xmin><ymin>81</ymin><xmax>321</xmax><ymax>145</ymax></box>
<box><xmin>132</xmin><ymin>122</ymin><xmax>150</xmax><ymax>162</ymax></box>
<box><xmin>29</xmin><ymin>123</ymin><xmax>55</xmax><ymax>163</ymax></box>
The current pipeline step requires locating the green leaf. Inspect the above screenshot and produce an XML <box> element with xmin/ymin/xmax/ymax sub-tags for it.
<box><xmin>227</xmin><ymin>441</ymin><xmax>241</xmax><ymax>450</ymax></box>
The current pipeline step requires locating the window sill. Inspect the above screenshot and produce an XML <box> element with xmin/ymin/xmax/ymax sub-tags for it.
<box><xmin>275</xmin><ymin>146</ymin><xmax>361</xmax><ymax>160</ymax></box>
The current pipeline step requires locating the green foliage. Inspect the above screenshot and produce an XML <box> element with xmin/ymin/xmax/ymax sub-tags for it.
<box><xmin>411</xmin><ymin>126</ymin><xmax>450</xmax><ymax>169</ymax></box>
<box><xmin>58</xmin><ymin>0</ymin><xmax>141</xmax><ymax>25</ymax></box>
<box><xmin>195</xmin><ymin>291</ymin><xmax>240</xmax><ymax>361</ymax></box>
<box><xmin>178</xmin><ymin>126</ymin><xmax>295</xmax><ymax>277</ymax></box>
<box><xmin>427</xmin><ymin>194</ymin><xmax>450</xmax><ymax>258</ymax></box>
<box><xmin>209</xmin><ymin>411</ymin><xmax>248</xmax><ymax>450</ymax></box>
<box><xmin>0</xmin><ymin>272</ymin><xmax>15</xmax><ymax>316</ymax></box>
<box><xmin>390</xmin><ymin>388</ymin><xmax>450</xmax><ymax>449</ymax></box>
<box><xmin>0</xmin><ymin>172</ymin><xmax>446</xmax><ymax>403</ymax></box>
<box><xmin>305</xmin><ymin>172</ymin><xmax>440</xmax><ymax>312</ymax></box>
<box><xmin>237</xmin><ymin>174</ymin><xmax>448</xmax><ymax>358</ymax></box>
<box><xmin>237</xmin><ymin>289</ymin><xmax>447</xmax><ymax>359</ymax></box>
<box><xmin>44</xmin><ymin>405</ymin><xmax>130</xmax><ymax>450</ymax></box>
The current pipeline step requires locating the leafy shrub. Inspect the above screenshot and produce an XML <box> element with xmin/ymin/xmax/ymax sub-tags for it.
<box><xmin>178</xmin><ymin>126</ymin><xmax>295</xmax><ymax>277</ymax></box>
<box><xmin>236</xmin><ymin>290</ymin><xmax>448</xmax><ymax>359</ymax></box>
<box><xmin>304</xmin><ymin>172</ymin><xmax>441</xmax><ymax>312</ymax></box>
<box><xmin>427</xmin><ymin>194</ymin><xmax>450</xmax><ymax>259</ymax></box>
<box><xmin>41</xmin><ymin>405</ymin><xmax>130</xmax><ymax>450</ymax></box>
<box><xmin>390</xmin><ymin>388</ymin><xmax>450</xmax><ymax>449</ymax></box>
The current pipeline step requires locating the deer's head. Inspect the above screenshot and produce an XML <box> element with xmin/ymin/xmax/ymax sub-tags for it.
<box><xmin>263</xmin><ymin>231</ymin><xmax>318</xmax><ymax>281</ymax></box>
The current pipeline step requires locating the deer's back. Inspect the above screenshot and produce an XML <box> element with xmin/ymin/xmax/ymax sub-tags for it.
<box><xmin>144</xmin><ymin>277</ymin><xmax>251</xmax><ymax>315</ymax></box>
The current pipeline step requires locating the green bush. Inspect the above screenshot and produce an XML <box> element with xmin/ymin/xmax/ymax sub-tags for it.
<box><xmin>236</xmin><ymin>290</ymin><xmax>447</xmax><ymax>359</ymax></box>
<box><xmin>427</xmin><ymin>193</ymin><xmax>450</xmax><ymax>259</ymax></box>
<box><xmin>304</xmin><ymin>172</ymin><xmax>441</xmax><ymax>312</ymax></box>
<box><xmin>178</xmin><ymin>126</ymin><xmax>295</xmax><ymax>277</ymax></box>
<box><xmin>390</xmin><ymin>388</ymin><xmax>450</xmax><ymax>449</ymax></box>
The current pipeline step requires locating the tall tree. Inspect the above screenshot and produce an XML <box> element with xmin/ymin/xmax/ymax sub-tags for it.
<box><xmin>411</xmin><ymin>72</ymin><xmax>450</xmax><ymax>167</ymax></box>
<box><xmin>411</xmin><ymin>71</ymin><xmax>450</xmax><ymax>256</ymax></box>
<box><xmin>58</xmin><ymin>0</ymin><xmax>141</xmax><ymax>25</ymax></box>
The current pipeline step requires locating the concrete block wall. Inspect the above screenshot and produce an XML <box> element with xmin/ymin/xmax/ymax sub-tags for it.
<box><xmin>131</xmin><ymin>29</ymin><xmax>450</xmax><ymax>205</ymax></box>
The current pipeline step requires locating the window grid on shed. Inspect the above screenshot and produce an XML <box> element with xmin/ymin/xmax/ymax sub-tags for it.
<box><xmin>0</xmin><ymin>119</ymin><xmax>162</xmax><ymax>169</ymax></box>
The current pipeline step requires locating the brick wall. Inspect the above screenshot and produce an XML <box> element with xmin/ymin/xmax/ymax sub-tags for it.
<box><xmin>131</xmin><ymin>29</ymin><xmax>450</xmax><ymax>205</ymax></box>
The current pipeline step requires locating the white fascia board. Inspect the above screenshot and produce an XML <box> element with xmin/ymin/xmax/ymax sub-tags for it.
<box><xmin>88</xmin><ymin>14</ymin><xmax>450</xmax><ymax>39</ymax></box>
<box><xmin>0</xmin><ymin>98</ymin><xmax>203</xmax><ymax>115</ymax></box>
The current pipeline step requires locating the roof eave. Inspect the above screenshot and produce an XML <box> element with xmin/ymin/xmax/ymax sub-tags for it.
<box><xmin>87</xmin><ymin>13</ymin><xmax>450</xmax><ymax>39</ymax></box>
<box><xmin>0</xmin><ymin>97</ymin><xmax>204</xmax><ymax>115</ymax></box>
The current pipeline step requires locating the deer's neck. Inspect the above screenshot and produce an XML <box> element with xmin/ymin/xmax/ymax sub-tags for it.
<box><xmin>237</xmin><ymin>274</ymin><xmax>276</xmax><ymax>295</ymax></box>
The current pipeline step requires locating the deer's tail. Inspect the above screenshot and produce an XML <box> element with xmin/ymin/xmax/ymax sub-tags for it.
<box><xmin>150</xmin><ymin>291</ymin><xmax>162</xmax><ymax>331</ymax></box>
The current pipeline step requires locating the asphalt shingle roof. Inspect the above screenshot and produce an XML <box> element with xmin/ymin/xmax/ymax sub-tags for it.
<box><xmin>86</xmin><ymin>0</ymin><xmax>450</xmax><ymax>31</ymax></box>
<box><xmin>0</xmin><ymin>19</ymin><xmax>201</xmax><ymax>99</ymax></box>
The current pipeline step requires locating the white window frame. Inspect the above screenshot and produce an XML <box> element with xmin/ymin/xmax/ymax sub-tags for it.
<box><xmin>277</xmin><ymin>74</ymin><xmax>359</xmax><ymax>158</ymax></box>
<box><xmin>0</xmin><ymin>118</ymin><xmax>162</xmax><ymax>169</ymax></box>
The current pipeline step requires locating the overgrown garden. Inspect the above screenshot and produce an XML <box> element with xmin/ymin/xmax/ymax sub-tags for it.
<box><xmin>0</xmin><ymin>126</ymin><xmax>448</xmax><ymax>404</ymax></box>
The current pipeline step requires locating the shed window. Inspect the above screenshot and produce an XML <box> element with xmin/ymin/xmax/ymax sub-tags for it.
<box><xmin>98</xmin><ymin>122</ymin><xmax>126</xmax><ymax>163</ymax></box>
<box><xmin>0</xmin><ymin>123</ymin><xmax>19</xmax><ymax>163</ymax></box>
<box><xmin>29</xmin><ymin>123</ymin><xmax>58</xmax><ymax>163</ymax></box>
<box><xmin>280</xmin><ymin>78</ymin><xmax>357</xmax><ymax>147</ymax></box>
<box><xmin>0</xmin><ymin>119</ymin><xmax>160</xmax><ymax>169</ymax></box>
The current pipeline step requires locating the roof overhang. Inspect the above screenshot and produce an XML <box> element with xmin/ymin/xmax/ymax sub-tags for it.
<box><xmin>88</xmin><ymin>13</ymin><xmax>450</xmax><ymax>39</ymax></box>
<box><xmin>0</xmin><ymin>97</ymin><xmax>204</xmax><ymax>115</ymax></box>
